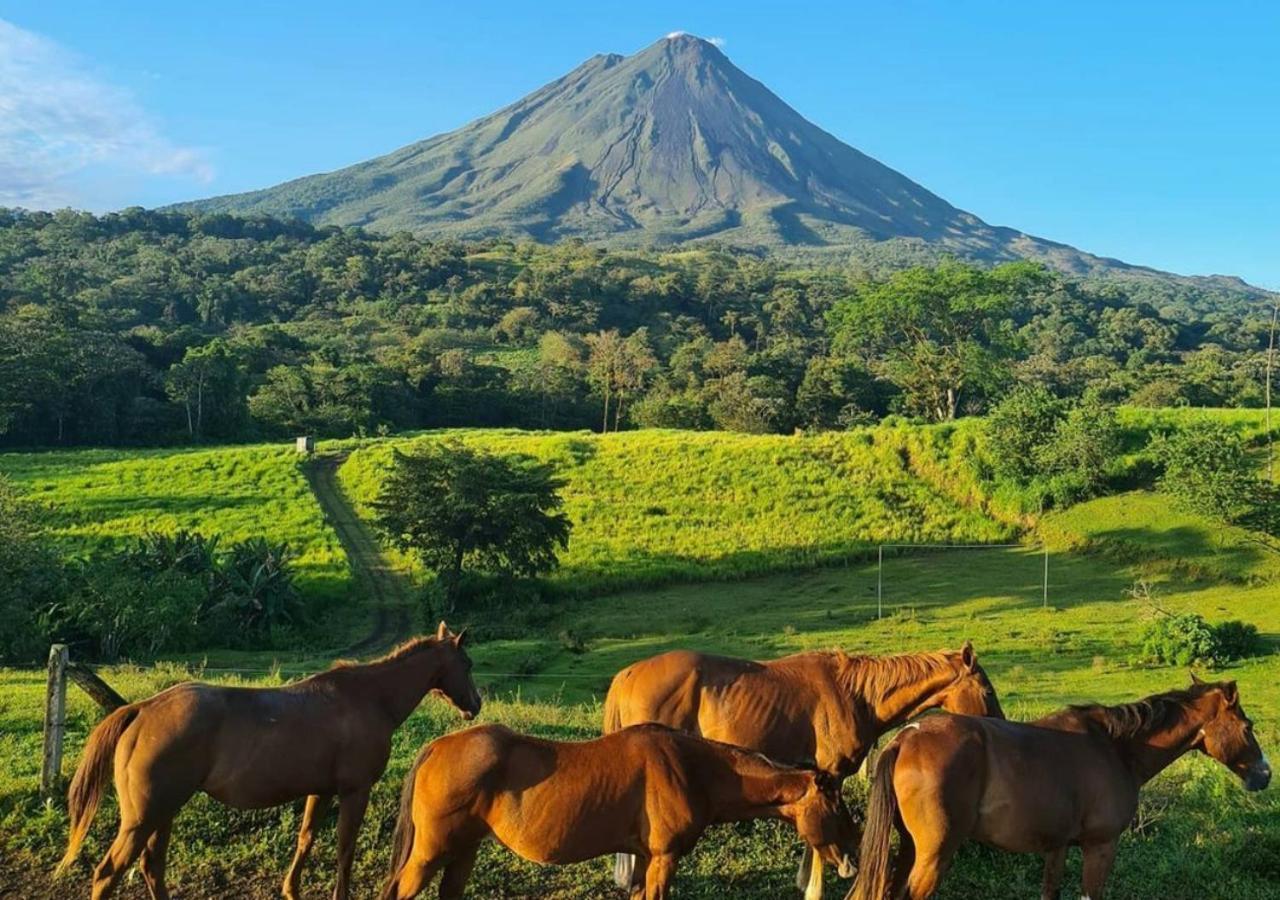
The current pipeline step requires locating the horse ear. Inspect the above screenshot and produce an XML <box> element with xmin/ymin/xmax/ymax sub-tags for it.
<box><xmin>1190</xmin><ymin>671</ymin><xmax>1206</xmax><ymax>686</ymax></box>
<box><xmin>1222</xmin><ymin>681</ymin><xmax>1239</xmax><ymax>707</ymax></box>
<box><xmin>436</xmin><ymin>620</ymin><xmax>449</xmax><ymax>641</ymax></box>
<box><xmin>454</xmin><ymin>627</ymin><xmax>468</xmax><ymax>648</ymax></box>
<box><xmin>961</xmin><ymin>641</ymin><xmax>977</xmax><ymax>671</ymax></box>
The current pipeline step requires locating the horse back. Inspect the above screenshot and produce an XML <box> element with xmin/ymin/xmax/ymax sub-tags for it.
<box><xmin>606</xmin><ymin>650</ymin><xmax>833</xmax><ymax>768</ymax></box>
<box><xmin>416</xmin><ymin>724</ymin><xmax>691</xmax><ymax>865</ymax></box>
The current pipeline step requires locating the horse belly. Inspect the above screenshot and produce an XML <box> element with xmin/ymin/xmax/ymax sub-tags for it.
<box><xmin>489</xmin><ymin>794</ymin><xmax>635</xmax><ymax>865</ymax></box>
<box><xmin>202</xmin><ymin>725</ymin><xmax>343</xmax><ymax>808</ymax></box>
<box><xmin>973</xmin><ymin>759</ymin><xmax>1083</xmax><ymax>852</ymax></box>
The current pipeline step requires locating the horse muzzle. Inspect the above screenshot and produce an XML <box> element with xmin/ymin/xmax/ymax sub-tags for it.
<box><xmin>1244</xmin><ymin>760</ymin><xmax>1271</xmax><ymax>792</ymax></box>
<box><xmin>835</xmin><ymin>854</ymin><xmax>857</xmax><ymax>880</ymax></box>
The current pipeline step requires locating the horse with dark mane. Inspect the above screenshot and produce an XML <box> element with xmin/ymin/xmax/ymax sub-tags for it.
<box><xmin>56</xmin><ymin>622</ymin><xmax>482</xmax><ymax>900</ymax></box>
<box><xmin>603</xmin><ymin>642</ymin><xmax>1004</xmax><ymax>899</ymax></box>
<box><xmin>852</xmin><ymin>678</ymin><xmax>1271</xmax><ymax>900</ymax></box>
<box><xmin>381</xmin><ymin>723</ymin><xmax>859</xmax><ymax>900</ymax></box>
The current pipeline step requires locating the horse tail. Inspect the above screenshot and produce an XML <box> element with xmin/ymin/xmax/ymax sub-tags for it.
<box><xmin>602</xmin><ymin>676</ymin><xmax>624</xmax><ymax>734</ymax></box>
<box><xmin>56</xmin><ymin>703</ymin><xmax>140</xmax><ymax>877</ymax></box>
<box><xmin>382</xmin><ymin>741</ymin><xmax>434</xmax><ymax>899</ymax></box>
<box><xmin>851</xmin><ymin>741</ymin><xmax>903</xmax><ymax>900</ymax></box>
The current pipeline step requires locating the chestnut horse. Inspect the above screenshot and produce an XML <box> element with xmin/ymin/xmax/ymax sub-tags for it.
<box><xmin>56</xmin><ymin>623</ymin><xmax>482</xmax><ymax>900</ymax></box>
<box><xmin>852</xmin><ymin>678</ymin><xmax>1271</xmax><ymax>900</ymax></box>
<box><xmin>380</xmin><ymin>722</ymin><xmax>859</xmax><ymax>900</ymax></box>
<box><xmin>604</xmin><ymin>643</ymin><xmax>1004</xmax><ymax>899</ymax></box>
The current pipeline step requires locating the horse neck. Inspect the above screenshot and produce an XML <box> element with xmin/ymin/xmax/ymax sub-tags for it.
<box><xmin>1108</xmin><ymin>702</ymin><xmax>1209</xmax><ymax>785</ymax></box>
<box><xmin>346</xmin><ymin>646</ymin><xmax>444</xmax><ymax>726</ymax></box>
<box><xmin>710</xmin><ymin>753</ymin><xmax>810</xmax><ymax>825</ymax></box>
<box><xmin>844</xmin><ymin>654</ymin><xmax>960</xmax><ymax>735</ymax></box>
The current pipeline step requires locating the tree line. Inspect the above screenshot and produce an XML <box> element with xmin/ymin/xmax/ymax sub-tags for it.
<box><xmin>1</xmin><ymin>207</ymin><xmax>1275</xmax><ymax>447</ymax></box>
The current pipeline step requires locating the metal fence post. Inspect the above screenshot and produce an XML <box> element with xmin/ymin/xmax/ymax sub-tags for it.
<box><xmin>1043</xmin><ymin>544</ymin><xmax>1050</xmax><ymax>609</ymax></box>
<box><xmin>877</xmin><ymin>545</ymin><xmax>883</xmax><ymax>620</ymax></box>
<box><xmin>42</xmin><ymin>643</ymin><xmax>69</xmax><ymax>802</ymax></box>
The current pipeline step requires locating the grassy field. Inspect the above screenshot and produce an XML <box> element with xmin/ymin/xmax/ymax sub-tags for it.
<box><xmin>0</xmin><ymin>445</ymin><xmax>350</xmax><ymax>603</ymax></box>
<box><xmin>2</xmin><ymin>415</ymin><xmax>1279</xmax><ymax>898</ymax></box>
<box><xmin>336</xmin><ymin>428</ymin><xmax>1016</xmax><ymax>594</ymax></box>
<box><xmin>2</xmin><ymin>541</ymin><xmax>1277</xmax><ymax>898</ymax></box>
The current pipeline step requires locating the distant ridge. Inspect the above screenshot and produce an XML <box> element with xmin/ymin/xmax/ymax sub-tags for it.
<box><xmin>172</xmin><ymin>34</ymin><xmax>1271</xmax><ymax>295</ymax></box>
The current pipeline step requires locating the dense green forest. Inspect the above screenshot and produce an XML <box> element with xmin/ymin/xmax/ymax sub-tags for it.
<box><xmin>0</xmin><ymin>207</ymin><xmax>1274</xmax><ymax>447</ymax></box>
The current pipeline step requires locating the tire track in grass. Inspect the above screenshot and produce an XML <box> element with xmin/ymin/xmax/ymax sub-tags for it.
<box><xmin>304</xmin><ymin>453</ymin><xmax>412</xmax><ymax>656</ymax></box>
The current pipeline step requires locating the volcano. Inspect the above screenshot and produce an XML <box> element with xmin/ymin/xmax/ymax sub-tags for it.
<box><xmin>171</xmin><ymin>34</ymin><xmax>1246</xmax><ymax>283</ymax></box>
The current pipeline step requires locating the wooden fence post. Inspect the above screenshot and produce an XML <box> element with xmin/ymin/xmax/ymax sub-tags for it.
<box><xmin>67</xmin><ymin>661</ymin><xmax>127</xmax><ymax>713</ymax></box>
<box><xmin>42</xmin><ymin>643</ymin><xmax>69</xmax><ymax>802</ymax></box>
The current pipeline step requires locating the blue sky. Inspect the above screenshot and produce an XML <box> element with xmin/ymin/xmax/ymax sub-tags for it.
<box><xmin>2</xmin><ymin>1</ymin><xmax>1276</xmax><ymax>287</ymax></box>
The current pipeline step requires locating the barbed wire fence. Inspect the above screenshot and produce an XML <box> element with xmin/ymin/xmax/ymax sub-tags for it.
<box><xmin>40</xmin><ymin>540</ymin><xmax>1052</xmax><ymax>796</ymax></box>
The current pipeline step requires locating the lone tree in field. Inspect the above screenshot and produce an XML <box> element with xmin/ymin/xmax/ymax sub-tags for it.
<box><xmin>372</xmin><ymin>443</ymin><xmax>571</xmax><ymax>607</ymax></box>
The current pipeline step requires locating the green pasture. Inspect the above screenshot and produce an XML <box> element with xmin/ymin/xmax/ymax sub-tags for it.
<box><xmin>336</xmin><ymin>428</ymin><xmax>1015</xmax><ymax>594</ymax></box>
<box><xmin>1</xmin><ymin>414</ymin><xmax>1279</xmax><ymax>897</ymax></box>
<box><xmin>0</xmin><ymin>445</ymin><xmax>349</xmax><ymax>602</ymax></box>
<box><xmin>3</xmin><ymin>534</ymin><xmax>1279</xmax><ymax>898</ymax></box>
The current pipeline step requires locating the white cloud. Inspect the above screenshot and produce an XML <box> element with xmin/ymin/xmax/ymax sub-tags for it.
<box><xmin>0</xmin><ymin>19</ymin><xmax>212</xmax><ymax>209</ymax></box>
<box><xmin>664</xmin><ymin>31</ymin><xmax>727</xmax><ymax>48</ymax></box>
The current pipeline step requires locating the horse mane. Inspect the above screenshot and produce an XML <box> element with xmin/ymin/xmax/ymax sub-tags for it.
<box><xmin>327</xmin><ymin>636</ymin><xmax>442</xmax><ymax>671</ymax></box>
<box><xmin>1054</xmin><ymin>685</ymin><xmax>1207</xmax><ymax>740</ymax></box>
<box><xmin>833</xmin><ymin>650</ymin><xmax>961</xmax><ymax>701</ymax></box>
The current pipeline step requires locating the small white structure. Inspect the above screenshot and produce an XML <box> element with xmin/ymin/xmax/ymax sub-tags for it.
<box><xmin>296</xmin><ymin>435</ymin><xmax>315</xmax><ymax>455</ymax></box>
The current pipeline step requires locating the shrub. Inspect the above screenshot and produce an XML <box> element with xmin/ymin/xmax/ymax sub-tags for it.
<box><xmin>1153</xmin><ymin>422</ymin><xmax>1262</xmax><ymax>523</ymax></box>
<box><xmin>1211</xmin><ymin>620</ymin><xmax>1265</xmax><ymax>661</ymax></box>
<box><xmin>1136</xmin><ymin>613</ymin><xmax>1265</xmax><ymax>666</ymax></box>
<box><xmin>986</xmin><ymin>385</ymin><xmax>1065</xmax><ymax>481</ymax></box>
<box><xmin>1138</xmin><ymin>614</ymin><xmax>1219</xmax><ymax>666</ymax></box>
<box><xmin>984</xmin><ymin>389</ymin><xmax>1121</xmax><ymax>506</ymax></box>
<box><xmin>0</xmin><ymin>478</ymin><xmax>66</xmax><ymax>663</ymax></box>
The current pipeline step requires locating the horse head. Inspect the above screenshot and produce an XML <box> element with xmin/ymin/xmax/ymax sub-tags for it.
<box><xmin>936</xmin><ymin>642</ymin><xmax>1005</xmax><ymax>719</ymax></box>
<box><xmin>430</xmin><ymin>621</ymin><xmax>483</xmax><ymax>720</ymax></box>
<box><xmin>790</xmin><ymin>770</ymin><xmax>859</xmax><ymax>880</ymax></box>
<box><xmin>1191</xmin><ymin>677</ymin><xmax>1270</xmax><ymax>792</ymax></box>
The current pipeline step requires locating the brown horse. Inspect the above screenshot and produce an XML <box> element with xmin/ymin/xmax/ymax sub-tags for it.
<box><xmin>380</xmin><ymin>722</ymin><xmax>859</xmax><ymax>900</ymax></box>
<box><xmin>603</xmin><ymin>642</ymin><xmax>1004</xmax><ymax>899</ymax></box>
<box><xmin>56</xmin><ymin>622</ymin><xmax>482</xmax><ymax>900</ymax></box>
<box><xmin>852</xmin><ymin>678</ymin><xmax>1271</xmax><ymax>900</ymax></box>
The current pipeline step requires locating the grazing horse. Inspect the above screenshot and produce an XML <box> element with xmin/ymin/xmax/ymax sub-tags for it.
<box><xmin>380</xmin><ymin>722</ymin><xmax>859</xmax><ymax>900</ymax></box>
<box><xmin>56</xmin><ymin>622</ymin><xmax>482</xmax><ymax>900</ymax></box>
<box><xmin>603</xmin><ymin>642</ymin><xmax>1004</xmax><ymax>899</ymax></box>
<box><xmin>851</xmin><ymin>678</ymin><xmax>1272</xmax><ymax>900</ymax></box>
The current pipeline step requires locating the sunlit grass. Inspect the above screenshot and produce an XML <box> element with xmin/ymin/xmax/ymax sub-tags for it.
<box><xmin>0</xmin><ymin>444</ymin><xmax>356</xmax><ymax>637</ymax></box>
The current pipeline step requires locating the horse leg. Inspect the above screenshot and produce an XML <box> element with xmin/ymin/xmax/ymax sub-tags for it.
<box><xmin>628</xmin><ymin>854</ymin><xmax>649</xmax><ymax>900</ymax></box>
<box><xmin>385</xmin><ymin>854</ymin><xmax>445</xmax><ymax>900</ymax></box>
<box><xmin>330</xmin><ymin>787</ymin><xmax>371</xmax><ymax>900</ymax></box>
<box><xmin>437</xmin><ymin>842</ymin><xmax>479</xmax><ymax>899</ymax></box>
<box><xmin>643</xmin><ymin>853</ymin><xmax>679</xmax><ymax>900</ymax></box>
<box><xmin>1079</xmin><ymin>841</ymin><xmax>1117</xmax><ymax>900</ymax></box>
<box><xmin>615</xmin><ymin>853</ymin><xmax>638</xmax><ymax>890</ymax></box>
<box><xmin>890</xmin><ymin>828</ymin><xmax>915</xmax><ymax>900</ymax></box>
<box><xmin>794</xmin><ymin>847</ymin><xmax>812</xmax><ymax>891</ymax></box>
<box><xmin>138</xmin><ymin>821</ymin><xmax>173</xmax><ymax>900</ymax></box>
<box><xmin>283</xmin><ymin>794</ymin><xmax>331</xmax><ymax>900</ymax></box>
<box><xmin>897</xmin><ymin>825</ymin><xmax>962</xmax><ymax>900</ymax></box>
<box><xmin>91</xmin><ymin>822</ymin><xmax>156</xmax><ymax>900</ymax></box>
<box><xmin>1040</xmin><ymin>847</ymin><xmax>1067</xmax><ymax>900</ymax></box>
<box><xmin>802</xmin><ymin>848</ymin><xmax>825</xmax><ymax>900</ymax></box>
